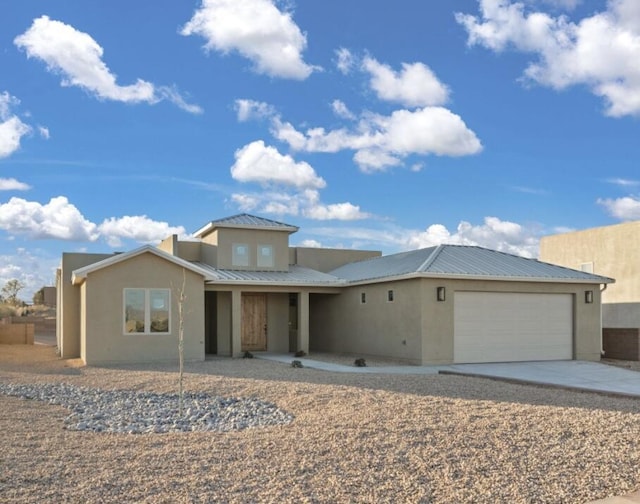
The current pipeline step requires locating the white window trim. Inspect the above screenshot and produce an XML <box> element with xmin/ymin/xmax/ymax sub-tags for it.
<box><xmin>123</xmin><ymin>288</ymin><xmax>171</xmax><ymax>335</ymax></box>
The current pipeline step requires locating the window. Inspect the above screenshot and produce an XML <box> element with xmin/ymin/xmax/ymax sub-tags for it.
<box><xmin>232</xmin><ymin>243</ymin><xmax>249</xmax><ymax>267</ymax></box>
<box><xmin>581</xmin><ymin>262</ymin><xmax>594</xmax><ymax>273</ymax></box>
<box><xmin>257</xmin><ymin>244</ymin><xmax>274</xmax><ymax>268</ymax></box>
<box><xmin>124</xmin><ymin>288</ymin><xmax>170</xmax><ymax>334</ymax></box>
<box><xmin>361</xmin><ymin>292</ymin><xmax>366</xmax><ymax>304</ymax></box>
<box><xmin>387</xmin><ymin>290</ymin><xmax>394</xmax><ymax>302</ymax></box>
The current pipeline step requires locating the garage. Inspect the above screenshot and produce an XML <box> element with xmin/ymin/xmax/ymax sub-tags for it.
<box><xmin>454</xmin><ymin>292</ymin><xmax>573</xmax><ymax>363</ymax></box>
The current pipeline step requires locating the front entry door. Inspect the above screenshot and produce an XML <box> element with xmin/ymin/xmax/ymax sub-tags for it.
<box><xmin>241</xmin><ymin>293</ymin><xmax>267</xmax><ymax>351</ymax></box>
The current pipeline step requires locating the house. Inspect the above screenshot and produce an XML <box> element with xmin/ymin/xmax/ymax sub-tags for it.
<box><xmin>540</xmin><ymin>221</ymin><xmax>640</xmax><ymax>360</ymax></box>
<box><xmin>57</xmin><ymin>213</ymin><xmax>613</xmax><ymax>366</ymax></box>
<box><xmin>539</xmin><ymin>220</ymin><xmax>640</xmax><ymax>328</ymax></box>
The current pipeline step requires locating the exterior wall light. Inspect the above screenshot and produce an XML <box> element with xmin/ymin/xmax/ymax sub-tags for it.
<box><xmin>437</xmin><ymin>286</ymin><xmax>446</xmax><ymax>302</ymax></box>
<box><xmin>585</xmin><ymin>290</ymin><xmax>593</xmax><ymax>304</ymax></box>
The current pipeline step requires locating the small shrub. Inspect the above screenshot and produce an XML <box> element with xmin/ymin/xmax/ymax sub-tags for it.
<box><xmin>243</xmin><ymin>351</ymin><xmax>254</xmax><ymax>359</ymax></box>
<box><xmin>291</xmin><ymin>360</ymin><xmax>303</xmax><ymax>368</ymax></box>
<box><xmin>354</xmin><ymin>358</ymin><xmax>367</xmax><ymax>367</ymax></box>
<box><xmin>294</xmin><ymin>350</ymin><xmax>306</xmax><ymax>357</ymax></box>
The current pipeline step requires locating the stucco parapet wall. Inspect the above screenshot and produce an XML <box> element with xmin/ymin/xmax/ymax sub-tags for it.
<box><xmin>70</xmin><ymin>245</ymin><xmax>215</xmax><ymax>285</ymax></box>
<box><xmin>0</xmin><ymin>322</ymin><xmax>34</xmax><ymax>344</ymax></box>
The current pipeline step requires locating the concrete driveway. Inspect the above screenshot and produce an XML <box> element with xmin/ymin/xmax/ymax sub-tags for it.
<box><xmin>257</xmin><ymin>354</ymin><xmax>640</xmax><ymax>398</ymax></box>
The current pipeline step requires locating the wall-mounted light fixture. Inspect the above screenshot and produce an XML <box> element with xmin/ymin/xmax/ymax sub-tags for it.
<box><xmin>585</xmin><ymin>290</ymin><xmax>593</xmax><ymax>304</ymax></box>
<box><xmin>437</xmin><ymin>286</ymin><xmax>446</xmax><ymax>302</ymax></box>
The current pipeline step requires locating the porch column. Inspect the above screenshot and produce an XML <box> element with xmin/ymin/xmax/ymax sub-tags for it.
<box><xmin>231</xmin><ymin>289</ymin><xmax>242</xmax><ymax>357</ymax></box>
<box><xmin>297</xmin><ymin>291</ymin><xmax>309</xmax><ymax>354</ymax></box>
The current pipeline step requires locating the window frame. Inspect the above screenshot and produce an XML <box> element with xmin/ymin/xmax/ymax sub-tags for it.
<box><xmin>123</xmin><ymin>288</ymin><xmax>171</xmax><ymax>335</ymax></box>
<box><xmin>232</xmin><ymin>243</ymin><xmax>250</xmax><ymax>267</ymax></box>
<box><xmin>257</xmin><ymin>244</ymin><xmax>274</xmax><ymax>268</ymax></box>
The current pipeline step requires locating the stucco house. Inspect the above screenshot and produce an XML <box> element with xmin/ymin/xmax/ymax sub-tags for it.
<box><xmin>57</xmin><ymin>213</ymin><xmax>613</xmax><ymax>366</ymax></box>
<box><xmin>539</xmin><ymin>220</ymin><xmax>640</xmax><ymax>328</ymax></box>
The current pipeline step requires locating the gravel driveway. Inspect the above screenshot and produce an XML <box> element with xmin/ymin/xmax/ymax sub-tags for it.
<box><xmin>1</xmin><ymin>344</ymin><xmax>639</xmax><ymax>503</ymax></box>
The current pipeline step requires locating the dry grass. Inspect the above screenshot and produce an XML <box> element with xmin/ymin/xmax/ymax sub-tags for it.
<box><xmin>1</xmin><ymin>344</ymin><xmax>640</xmax><ymax>503</ymax></box>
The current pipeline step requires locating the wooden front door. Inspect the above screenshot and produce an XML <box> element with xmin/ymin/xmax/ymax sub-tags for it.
<box><xmin>241</xmin><ymin>293</ymin><xmax>267</xmax><ymax>351</ymax></box>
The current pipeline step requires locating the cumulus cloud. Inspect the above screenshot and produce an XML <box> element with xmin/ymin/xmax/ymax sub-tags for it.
<box><xmin>362</xmin><ymin>57</ymin><xmax>450</xmax><ymax>107</ymax></box>
<box><xmin>310</xmin><ymin>216</ymin><xmax>542</xmax><ymax>258</ymax></box>
<box><xmin>235</xmin><ymin>99</ymin><xmax>276</xmax><ymax>121</ymax></box>
<box><xmin>230</xmin><ymin>142</ymin><xmax>369</xmax><ymax>221</ymax></box>
<box><xmin>273</xmin><ymin>106</ymin><xmax>482</xmax><ymax>172</ymax></box>
<box><xmin>0</xmin><ymin>178</ymin><xmax>31</xmax><ymax>191</ymax></box>
<box><xmin>181</xmin><ymin>0</ymin><xmax>317</xmax><ymax>80</ymax></box>
<box><xmin>335</xmin><ymin>47</ymin><xmax>355</xmax><ymax>74</ymax></box>
<box><xmin>0</xmin><ymin>92</ymin><xmax>32</xmax><ymax>158</ymax></box>
<box><xmin>456</xmin><ymin>0</ymin><xmax>640</xmax><ymax>116</ymax></box>
<box><xmin>98</xmin><ymin>216</ymin><xmax>186</xmax><ymax>247</ymax></box>
<box><xmin>331</xmin><ymin>99</ymin><xmax>356</xmax><ymax>120</ymax></box>
<box><xmin>597</xmin><ymin>195</ymin><xmax>640</xmax><ymax>220</ymax></box>
<box><xmin>15</xmin><ymin>16</ymin><xmax>201</xmax><ymax>113</ymax></box>
<box><xmin>0</xmin><ymin>248</ymin><xmax>59</xmax><ymax>302</ymax></box>
<box><xmin>0</xmin><ymin>196</ymin><xmax>99</xmax><ymax>241</ymax></box>
<box><xmin>231</xmin><ymin>140</ymin><xmax>326</xmax><ymax>189</ymax></box>
<box><xmin>0</xmin><ymin>195</ymin><xmax>187</xmax><ymax>245</ymax></box>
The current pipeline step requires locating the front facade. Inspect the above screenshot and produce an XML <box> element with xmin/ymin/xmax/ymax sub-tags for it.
<box><xmin>539</xmin><ymin>221</ymin><xmax>640</xmax><ymax>328</ymax></box>
<box><xmin>57</xmin><ymin>214</ymin><xmax>613</xmax><ymax>366</ymax></box>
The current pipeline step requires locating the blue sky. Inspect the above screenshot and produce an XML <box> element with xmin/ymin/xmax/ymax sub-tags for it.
<box><xmin>1</xmin><ymin>0</ymin><xmax>640</xmax><ymax>299</ymax></box>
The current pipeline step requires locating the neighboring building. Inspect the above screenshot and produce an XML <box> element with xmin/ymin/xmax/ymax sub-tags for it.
<box><xmin>57</xmin><ymin>214</ymin><xmax>613</xmax><ymax>366</ymax></box>
<box><xmin>540</xmin><ymin>220</ymin><xmax>640</xmax><ymax>328</ymax></box>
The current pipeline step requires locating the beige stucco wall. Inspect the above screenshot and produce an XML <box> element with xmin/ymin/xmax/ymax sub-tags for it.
<box><xmin>57</xmin><ymin>253</ymin><xmax>114</xmax><ymax>359</ymax></box>
<box><xmin>79</xmin><ymin>253</ymin><xmax>205</xmax><ymax>365</ymax></box>
<box><xmin>211</xmin><ymin>228</ymin><xmax>290</xmax><ymax>271</ymax></box>
<box><xmin>540</xmin><ymin>222</ymin><xmax>635</xmax><ymax>327</ymax></box>
<box><xmin>311</xmin><ymin>277</ymin><xmax>604</xmax><ymax>365</ymax></box>
<box><xmin>310</xmin><ymin>279</ymin><xmax>424</xmax><ymax>364</ymax></box>
<box><xmin>290</xmin><ymin>247</ymin><xmax>382</xmax><ymax>272</ymax></box>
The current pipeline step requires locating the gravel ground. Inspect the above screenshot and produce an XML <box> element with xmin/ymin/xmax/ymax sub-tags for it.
<box><xmin>1</xmin><ymin>345</ymin><xmax>640</xmax><ymax>503</ymax></box>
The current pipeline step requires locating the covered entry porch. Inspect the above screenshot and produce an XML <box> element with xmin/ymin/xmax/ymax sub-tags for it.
<box><xmin>204</xmin><ymin>285</ymin><xmax>340</xmax><ymax>357</ymax></box>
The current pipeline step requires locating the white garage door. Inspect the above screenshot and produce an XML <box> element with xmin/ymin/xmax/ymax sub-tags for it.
<box><xmin>454</xmin><ymin>292</ymin><xmax>573</xmax><ymax>363</ymax></box>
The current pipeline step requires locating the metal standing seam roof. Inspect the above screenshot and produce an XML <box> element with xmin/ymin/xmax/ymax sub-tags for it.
<box><xmin>329</xmin><ymin>244</ymin><xmax>615</xmax><ymax>284</ymax></box>
<box><xmin>194</xmin><ymin>262</ymin><xmax>345</xmax><ymax>286</ymax></box>
<box><xmin>194</xmin><ymin>213</ymin><xmax>299</xmax><ymax>237</ymax></box>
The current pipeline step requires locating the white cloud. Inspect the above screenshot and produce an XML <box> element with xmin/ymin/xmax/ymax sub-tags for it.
<box><xmin>0</xmin><ymin>195</ymin><xmax>187</xmax><ymax>246</ymax></box>
<box><xmin>231</xmin><ymin>188</ymin><xmax>369</xmax><ymax>221</ymax></box>
<box><xmin>597</xmin><ymin>196</ymin><xmax>640</xmax><ymax>220</ymax></box>
<box><xmin>331</xmin><ymin>99</ymin><xmax>355</xmax><ymax>120</ymax></box>
<box><xmin>0</xmin><ymin>196</ymin><xmax>99</xmax><ymax>241</ymax></box>
<box><xmin>606</xmin><ymin>177</ymin><xmax>640</xmax><ymax>187</ymax></box>
<box><xmin>15</xmin><ymin>16</ymin><xmax>201</xmax><ymax>113</ymax></box>
<box><xmin>235</xmin><ymin>99</ymin><xmax>276</xmax><ymax>121</ymax></box>
<box><xmin>38</xmin><ymin>126</ymin><xmax>50</xmax><ymax>139</ymax></box>
<box><xmin>231</xmin><ymin>140</ymin><xmax>326</xmax><ymax>189</ymax></box>
<box><xmin>456</xmin><ymin>0</ymin><xmax>640</xmax><ymax>116</ymax></box>
<box><xmin>406</xmin><ymin>216</ymin><xmax>541</xmax><ymax>257</ymax></box>
<box><xmin>98</xmin><ymin>216</ymin><xmax>186</xmax><ymax>248</ymax></box>
<box><xmin>229</xmin><ymin>142</ymin><xmax>370</xmax><ymax>221</ymax></box>
<box><xmin>273</xmin><ymin>106</ymin><xmax>482</xmax><ymax>172</ymax></box>
<box><xmin>335</xmin><ymin>47</ymin><xmax>355</xmax><ymax>74</ymax></box>
<box><xmin>362</xmin><ymin>57</ymin><xmax>450</xmax><ymax>107</ymax></box>
<box><xmin>0</xmin><ymin>178</ymin><xmax>31</xmax><ymax>191</ymax></box>
<box><xmin>0</xmin><ymin>248</ymin><xmax>59</xmax><ymax>302</ymax></box>
<box><xmin>310</xmin><ymin>216</ymin><xmax>542</xmax><ymax>258</ymax></box>
<box><xmin>297</xmin><ymin>239</ymin><xmax>322</xmax><ymax>248</ymax></box>
<box><xmin>181</xmin><ymin>0</ymin><xmax>317</xmax><ymax>80</ymax></box>
<box><xmin>0</xmin><ymin>92</ymin><xmax>32</xmax><ymax>158</ymax></box>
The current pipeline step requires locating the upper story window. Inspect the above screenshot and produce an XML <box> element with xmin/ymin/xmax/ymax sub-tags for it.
<box><xmin>232</xmin><ymin>243</ymin><xmax>249</xmax><ymax>267</ymax></box>
<box><xmin>124</xmin><ymin>288</ymin><xmax>170</xmax><ymax>334</ymax></box>
<box><xmin>257</xmin><ymin>245</ymin><xmax>274</xmax><ymax>268</ymax></box>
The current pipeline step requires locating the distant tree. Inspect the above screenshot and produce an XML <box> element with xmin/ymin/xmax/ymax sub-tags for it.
<box><xmin>33</xmin><ymin>287</ymin><xmax>45</xmax><ymax>306</ymax></box>
<box><xmin>1</xmin><ymin>279</ymin><xmax>25</xmax><ymax>307</ymax></box>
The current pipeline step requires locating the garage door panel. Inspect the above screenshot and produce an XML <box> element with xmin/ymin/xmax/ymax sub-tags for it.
<box><xmin>454</xmin><ymin>292</ymin><xmax>573</xmax><ymax>363</ymax></box>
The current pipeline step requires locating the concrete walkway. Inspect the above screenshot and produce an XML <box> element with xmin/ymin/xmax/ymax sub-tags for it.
<box><xmin>256</xmin><ymin>354</ymin><xmax>640</xmax><ymax>398</ymax></box>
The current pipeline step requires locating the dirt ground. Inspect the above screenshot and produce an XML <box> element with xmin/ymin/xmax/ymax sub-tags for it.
<box><xmin>1</xmin><ymin>344</ymin><xmax>640</xmax><ymax>503</ymax></box>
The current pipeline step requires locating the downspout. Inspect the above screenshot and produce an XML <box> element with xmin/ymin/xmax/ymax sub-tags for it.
<box><xmin>599</xmin><ymin>283</ymin><xmax>608</xmax><ymax>356</ymax></box>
